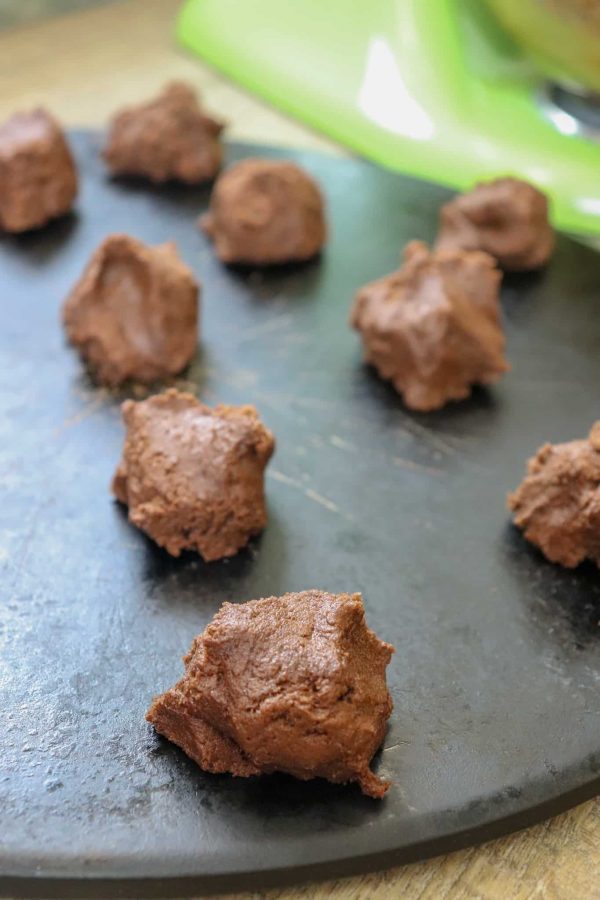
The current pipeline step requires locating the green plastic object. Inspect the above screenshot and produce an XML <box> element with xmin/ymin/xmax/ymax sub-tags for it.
<box><xmin>485</xmin><ymin>0</ymin><xmax>600</xmax><ymax>94</ymax></box>
<box><xmin>177</xmin><ymin>0</ymin><xmax>600</xmax><ymax>236</ymax></box>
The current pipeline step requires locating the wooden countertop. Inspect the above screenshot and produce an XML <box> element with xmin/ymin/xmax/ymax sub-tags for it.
<box><xmin>1</xmin><ymin>1</ymin><xmax>598</xmax><ymax>897</ymax></box>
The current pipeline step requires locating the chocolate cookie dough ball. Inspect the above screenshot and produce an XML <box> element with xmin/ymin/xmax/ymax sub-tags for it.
<box><xmin>436</xmin><ymin>177</ymin><xmax>554</xmax><ymax>271</ymax></box>
<box><xmin>200</xmin><ymin>158</ymin><xmax>327</xmax><ymax>265</ymax></box>
<box><xmin>112</xmin><ymin>390</ymin><xmax>275</xmax><ymax>560</ymax></box>
<box><xmin>509</xmin><ymin>423</ymin><xmax>600</xmax><ymax>568</ymax></box>
<box><xmin>350</xmin><ymin>241</ymin><xmax>508</xmax><ymax>412</ymax></box>
<box><xmin>103</xmin><ymin>82</ymin><xmax>224</xmax><ymax>184</ymax></box>
<box><xmin>147</xmin><ymin>590</ymin><xmax>394</xmax><ymax>798</ymax></box>
<box><xmin>63</xmin><ymin>235</ymin><xmax>199</xmax><ymax>386</ymax></box>
<box><xmin>0</xmin><ymin>108</ymin><xmax>77</xmax><ymax>233</ymax></box>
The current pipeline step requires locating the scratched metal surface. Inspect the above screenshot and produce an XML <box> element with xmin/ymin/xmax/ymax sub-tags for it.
<box><xmin>0</xmin><ymin>133</ymin><xmax>599</xmax><ymax>897</ymax></box>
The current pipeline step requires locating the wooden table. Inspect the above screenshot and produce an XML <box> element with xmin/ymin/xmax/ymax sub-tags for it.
<box><xmin>1</xmin><ymin>1</ymin><xmax>598</xmax><ymax>897</ymax></box>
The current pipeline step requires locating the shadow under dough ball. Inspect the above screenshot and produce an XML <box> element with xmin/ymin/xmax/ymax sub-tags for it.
<box><xmin>200</xmin><ymin>158</ymin><xmax>327</xmax><ymax>265</ymax></box>
<box><xmin>147</xmin><ymin>590</ymin><xmax>394</xmax><ymax>798</ymax></box>
<box><xmin>509</xmin><ymin>421</ymin><xmax>600</xmax><ymax>568</ymax></box>
<box><xmin>62</xmin><ymin>234</ymin><xmax>199</xmax><ymax>386</ymax></box>
<box><xmin>112</xmin><ymin>389</ymin><xmax>275</xmax><ymax>561</ymax></box>
<box><xmin>435</xmin><ymin>176</ymin><xmax>555</xmax><ymax>271</ymax></box>
<box><xmin>0</xmin><ymin>107</ymin><xmax>77</xmax><ymax>233</ymax></box>
<box><xmin>350</xmin><ymin>240</ymin><xmax>508</xmax><ymax>412</ymax></box>
<box><xmin>103</xmin><ymin>81</ymin><xmax>224</xmax><ymax>184</ymax></box>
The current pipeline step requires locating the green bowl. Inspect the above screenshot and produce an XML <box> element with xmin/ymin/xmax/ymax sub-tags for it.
<box><xmin>178</xmin><ymin>0</ymin><xmax>600</xmax><ymax>235</ymax></box>
<box><xmin>485</xmin><ymin>0</ymin><xmax>600</xmax><ymax>93</ymax></box>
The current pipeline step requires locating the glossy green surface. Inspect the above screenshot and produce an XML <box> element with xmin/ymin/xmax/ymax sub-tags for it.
<box><xmin>178</xmin><ymin>0</ymin><xmax>600</xmax><ymax>235</ymax></box>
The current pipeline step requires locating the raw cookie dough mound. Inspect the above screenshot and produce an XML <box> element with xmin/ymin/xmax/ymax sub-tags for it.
<box><xmin>0</xmin><ymin>108</ymin><xmax>77</xmax><ymax>233</ymax></box>
<box><xmin>62</xmin><ymin>234</ymin><xmax>199</xmax><ymax>386</ymax></box>
<box><xmin>103</xmin><ymin>82</ymin><xmax>224</xmax><ymax>184</ymax></box>
<box><xmin>200</xmin><ymin>158</ymin><xmax>327</xmax><ymax>265</ymax></box>
<box><xmin>436</xmin><ymin>177</ymin><xmax>554</xmax><ymax>271</ymax></box>
<box><xmin>147</xmin><ymin>590</ymin><xmax>394</xmax><ymax>798</ymax></box>
<box><xmin>350</xmin><ymin>241</ymin><xmax>508</xmax><ymax>412</ymax></box>
<box><xmin>508</xmin><ymin>422</ymin><xmax>600</xmax><ymax>568</ymax></box>
<box><xmin>112</xmin><ymin>389</ymin><xmax>275</xmax><ymax>560</ymax></box>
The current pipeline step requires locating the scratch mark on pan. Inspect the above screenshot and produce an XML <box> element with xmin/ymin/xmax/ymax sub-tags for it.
<box><xmin>268</xmin><ymin>470</ymin><xmax>354</xmax><ymax>520</ymax></box>
<box><xmin>237</xmin><ymin>314</ymin><xmax>293</xmax><ymax>342</ymax></box>
<box><xmin>254</xmin><ymin>393</ymin><xmax>310</xmax><ymax>426</ymax></box>
<box><xmin>383</xmin><ymin>742</ymin><xmax>410</xmax><ymax>753</ymax></box>
<box><xmin>329</xmin><ymin>435</ymin><xmax>357</xmax><ymax>452</ymax></box>
<box><xmin>399</xmin><ymin>417</ymin><xmax>457</xmax><ymax>456</ymax></box>
<box><xmin>54</xmin><ymin>393</ymin><xmax>108</xmax><ymax>437</ymax></box>
<box><xmin>269</xmin><ymin>469</ymin><xmax>304</xmax><ymax>489</ymax></box>
<box><xmin>254</xmin><ymin>390</ymin><xmax>334</xmax><ymax>411</ymax></box>
<box><xmin>304</xmin><ymin>488</ymin><xmax>344</xmax><ymax>515</ymax></box>
<box><xmin>205</xmin><ymin>369</ymin><xmax>258</xmax><ymax>390</ymax></box>
<box><xmin>10</xmin><ymin>497</ymin><xmax>54</xmax><ymax>589</ymax></box>
<box><xmin>393</xmin><ymin>456</ymin><xmax>443</xmax><ymax>477</ymax></box>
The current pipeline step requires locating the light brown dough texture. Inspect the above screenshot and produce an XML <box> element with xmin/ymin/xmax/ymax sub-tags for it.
<box><xmin>200</xmin><ymin>158</ymin><xmax>327</xmax><ymax>265</ymax></box>
<box><xmin>509</xmin><ymin>422</ymin><xmax>600</xmax><ymax>568</ymax></box>
<box><xmin>436</xmin><ymin>177</ymin><xmax>554</xmax><ymax>271</ymax></box>
<box><xmin>113</xmin><ymin>389</ymin><xmax>275</xmax><ymax>561</ymax></box>
<box><xmin>0</xmin><ymin>108</ymin><xmax>77</xmax><ymax>233</ymax></box>
<box><xmin>62</xmin><ymin>234</ymin><xmax>199</xmax><ymax>386</ymax></box>
<box><xmin>147</xmin><ymin>590</ymin><xmax>394</xmax><ymax>798</ymax></box>
<box><xmin>103</xmin><ymin>82</ymin><xmax>224</xmax><ymax>184</ymax></box>
<box><xmin>350</xmin><ymin>241</ymin><xmax>508</xmax><ymax>411</ymax></box>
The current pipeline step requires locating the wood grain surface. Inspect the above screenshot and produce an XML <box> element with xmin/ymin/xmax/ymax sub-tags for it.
<box><xmin>0</xmin><ymin>1</ymin><xmax>598</xmax><ymax>897</ymax></box>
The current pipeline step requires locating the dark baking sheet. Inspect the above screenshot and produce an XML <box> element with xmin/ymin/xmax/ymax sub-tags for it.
<box><xmin>1</xmin><ymin>133</ymin><xmax>599</xmax><ymax>897</ymax></box>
